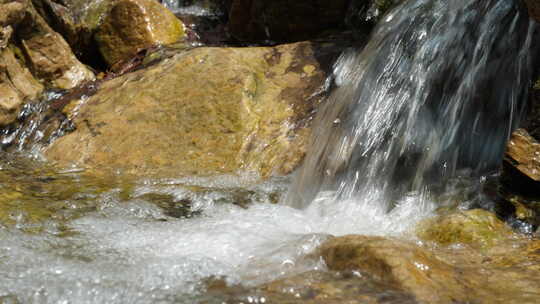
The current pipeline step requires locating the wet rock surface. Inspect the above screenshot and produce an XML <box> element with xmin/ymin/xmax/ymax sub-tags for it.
<box><xmin>0</xmin><ymin>0</ymin><xmax>93</xmax><ymax>124</ymax></box>
<box><xmin>0</xmin><ymin>0</ymin><xmax>539</xmax><ymax>303</ymax></box>
<box><xmin>499</xmin><ymin>129</ymin><xmax>540</xmax><ymax>231</ymax></box>
<box><xmin>203</xmin><ymin>271</ymin><xmax>417</xmax><ymax>304</ymax></box>
<box><xmin>17</xmin><ymin>4</ymin><xmax>94</xmax><ymax>89</ymax></box>
<box><xmin>320</xmin><ymin>234</ymin><xmax>540</xmax><ymax>304</ymax></box>
<box><xmin>505</xmin><ymin>129</ymin><xmax>540</xmax><ymax>182</ymax></box>
<box><xmin>44</xmin><ymin>42</ymin><xmax>327</xmax><ymax>178</ymax></box>
<box><xmin>95</xmin><ymin>0</ymin><xmax>185</xmax><ymax>66</ymax></box>
<box><xmin>417</xmin><ymin>209</ymin><xmax>514</xmax><ymax>249</ymax></box>
<box><xmin>320</xmin><ymin>235</ymin><xmax>469</xmax><ymax>303</ymax></box>
<box><xmin>0</xmin><ymin>46</ymin><xmax>43</xmax><ymax>125</ymax></box>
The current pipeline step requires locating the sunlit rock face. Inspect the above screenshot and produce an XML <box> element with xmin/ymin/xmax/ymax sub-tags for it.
<box><xmin>95</xmin><ymin>0</ymin><xmax>185</xmax><ymax>66</ymax></box>
<box><xmin>320</xmin><ymin>234</ymin><xmax>540</xmax><ymax>304</ymax></box>
<box><xmin>44</xmin><ymin>42</ymin><xmax>327</xmax><ymax>178</ymax></box>
<box><xmin>18</xmin><ymin>4</ymin><xmax>95</xmax><ymax>89</ymax></box>
<box><xmin>0</xmin><ymin>0</ymin><xmax>93</xmax><ymax>125</ymax></box>
<box><xmin>0</xmin><ymin>47</ymin><xmax>43</xmax><ymax>126</ymax></box>
<box><xmin>416</xmin><ymin>209</ymin><xmax>515</xmax><ymax>249</ymax></box>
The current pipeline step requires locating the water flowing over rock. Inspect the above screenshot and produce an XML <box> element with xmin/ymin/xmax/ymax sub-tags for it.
<box><xmin>320</xmin><ymin>234</ymin><xmax>540</xmax><ymax>303</ymax></box>
<box><xmin>44</xmin><ymin>42</ymin><xmax>326</xmax><ymax>178</ymax></box>
<box><xmin>320</xmin><ymin>235</ymin><xmax>471</xmax><ymax>303</ymax></box>
<box><xmin>286</xmin><ymin>0</ymin><xmax>537</xmax><ymax>210</ymax></box>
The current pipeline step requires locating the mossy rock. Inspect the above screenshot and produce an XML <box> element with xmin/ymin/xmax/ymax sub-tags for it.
<box><xmin>417</xmin><ymin>209</ymin><xmax>515</xmax><ymax>249</ymax></box>
<box><xmin>44</xmin><ymin>42</ymin><xmax>326</xmax><ymax>179</ymax></box>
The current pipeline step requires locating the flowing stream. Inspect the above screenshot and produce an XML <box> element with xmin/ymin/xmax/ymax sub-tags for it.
<box><xmin>0</xmin><ymin>0</ymin><xmax>537</xmax><ymax>303</ymax></box>
<box><xmin>287</xmin><ymin>0</ymin><xmax>536</xmax><ymax>210</ymax></box>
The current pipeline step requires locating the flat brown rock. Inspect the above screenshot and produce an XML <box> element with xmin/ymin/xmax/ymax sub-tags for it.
<box><xmin>44</xmin><ymin>42</ymin><xmax>327</xmax><ymax>178</ymax></box>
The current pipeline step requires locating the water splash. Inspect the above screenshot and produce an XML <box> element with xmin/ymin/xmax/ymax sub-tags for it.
<box><xmin>0</xmin><ymin>174</ymin><xmax>434</xmax><ymax>303</ymax></box>
<box><xmin>286</xmin><ymin>0</ymin><xmax>537</xmax><ymax>210</ymax></box>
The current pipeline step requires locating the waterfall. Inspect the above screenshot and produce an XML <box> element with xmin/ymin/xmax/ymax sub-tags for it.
<box><xmin>286</xmin><ymin>0</ymin><xmax>537</xmax><ymax>210</ymax></box>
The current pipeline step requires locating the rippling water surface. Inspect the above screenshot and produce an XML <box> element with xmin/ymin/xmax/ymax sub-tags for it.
<box><xmin>0</xmin><ymin>157</ymin><xmax>435</xmax><ymax>303</ymax></box>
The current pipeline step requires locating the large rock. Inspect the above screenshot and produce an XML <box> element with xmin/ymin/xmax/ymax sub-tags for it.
<box><xmin>206</xmin><ymin>270</ymin><xmax>416</xmax><ymax>304</ymax></box>
<box><xmin>0</xmin><ymin>0</ymin><xmax>27</xmax><ymax>26</ymax></box>
<box><xmin>30</xmin><ymin>0</ymin><xmax>186</xmax><ymax>68</ymax></box>
<box><xmin>1</xmin><ymin>1</ymin><xmax>94</xmax><ymax>90</ymax></box>
<box><xmin>44</xmin><ymin>42</ymin><xmax>326</xmax><ymax>178</ymax></box>
<box><xmin>228</xmin><ymin>0</ymin><xmax>350</xmax><ymax>42</ymax></box>
<box><xmin>320</xmin><ymin>235</ymin><xmax>471</xmax><ymax>303</ymax></box>
<box><xmin>95</xmin><ymin>0</ymin><xmax>185</xmax><ymax>66</ymax></box>
<box><xmin>0</xmin><ymin>46</ymin><xmax>43</xmax><ymax>125</ymax></box>
<box><xmin>0</xmin><ymin>0</ymin><xmax>95</xmax><ymax>124</ymax></box>
<box><xmin>320</xmin><ymin>235</ymin><xmax>540</xmax><ymax>304</ymax></box>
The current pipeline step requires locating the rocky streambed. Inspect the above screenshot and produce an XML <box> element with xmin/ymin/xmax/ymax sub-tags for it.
<box><xmin>0</xmin><ymin>0</ymin><xmax>540</xmax><ymax>303</ymax></box>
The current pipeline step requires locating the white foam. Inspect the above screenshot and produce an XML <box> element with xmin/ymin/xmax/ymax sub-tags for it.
<box><xmin>0</xmin><ymin>176</ymin><xmax>434</xmax><ymax>303</ymax></box>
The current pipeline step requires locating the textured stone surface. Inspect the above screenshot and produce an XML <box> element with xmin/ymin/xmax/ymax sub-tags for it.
<box><xmin>417</xmin><ymin>209</ymin><xmax>514</xmax><ymax>249</ymax></box>
<box><xmin>0</xmin><ymin>0</ymin><xmax>27</xmax><ymax>26</ymax></box>
<box><xmin>320</xmin><ymin>234</ymin><xmax>540</xmax><ymax>304</ymax></box>
<box><xmin>0</xmin><ymin>46</ymin><xmax>43</xmax><ymax>125</ymax></box>
<box><xmin>17</xmin><ymin>3</ymin><xmax>94</xmax><ymax>89</ymax></box>
<box><xmin>320</xmin><ymin>235</ymin><xmax>469</xmax><ymax>303</ymax></box>
<box><xmin>45</xmin><ymin>42</ymin><xmax>326</xmax><ymax>178</ymax></box>
<box><xmin>505</xmin><ymin>128</ymin><xmax>540</xmax><ymax>182</ymax></box>
<box><xmin>95</xmin><ymin>0</ymin><xmax>185</xmax><ymax>66</ymax></box>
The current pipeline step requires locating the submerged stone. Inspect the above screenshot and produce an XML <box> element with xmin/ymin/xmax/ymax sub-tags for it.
<box><xmin>95</xmin><ymin>0</ymin><xmax>185</xmax><ymax>66</ymax></box>
<box><xmin>320</xmin><ymin>235</ymin><xmax>540</xmax><ymax>304</ymax></box>
<box><xmin>320</xmin><ymin>235</ymin><xmax>469</xmax><ymax>303</ymax></box>
<box><xmin>44</xmin><ymin>42</ymin><xmax>326</xmax><ymax>178</ymax></box>
<box><xmin>208</xmin><ymin>270</ymin><xmax>416</xmax><ymax>304</ymax></box>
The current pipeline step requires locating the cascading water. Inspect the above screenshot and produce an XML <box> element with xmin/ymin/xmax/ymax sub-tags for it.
<box><xmin>0</xmin><ymin>0</ymin><xmax>538</xmax><ymax>303</ymax></box>
<box><xmin>286</xmin><ymin>0</ymin><xmax>537</xmax><ymax>211</ymax></box>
